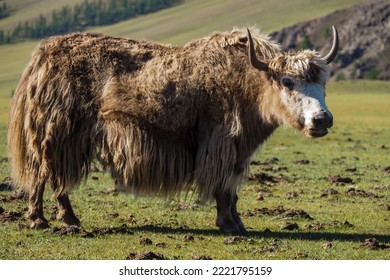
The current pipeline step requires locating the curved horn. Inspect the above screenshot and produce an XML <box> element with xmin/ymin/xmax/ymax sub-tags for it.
<box><xmin>247</xmin><ymin>28</ymin><xmax>268</xmax><ymax>71</ymax></box>
<box><xmin>322</xmin><ymin>26</ymin><xmax>339</xmax><ymax>64</ymax></box>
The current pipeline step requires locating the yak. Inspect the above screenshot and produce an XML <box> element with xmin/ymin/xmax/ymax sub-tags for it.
<box><xmin>8</xmin><ymin>26</ymin><xmax>338</xmax><ymax>235</ymax></box>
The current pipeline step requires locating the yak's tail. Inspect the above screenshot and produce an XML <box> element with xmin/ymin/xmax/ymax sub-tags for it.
<box><xmin>7</xmin><ymin>40</ymin><xmax>98</xmax><ymax>196</ymax></box>
<box><xmin>7</xmin><ymin>55</ymin><xmax>38</xmax><ymax>193</ymax></box>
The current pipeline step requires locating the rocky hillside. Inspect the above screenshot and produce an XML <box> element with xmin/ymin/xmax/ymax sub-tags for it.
<box><xmin>271</xmin><ymin>0</ymin><xmax>390</xmax><ymax>80</ymax></box>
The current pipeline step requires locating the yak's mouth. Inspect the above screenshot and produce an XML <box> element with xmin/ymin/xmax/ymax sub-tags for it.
<box><xmin>301</xmin><ymin>126</ymin><xmax>329</xmax><ymax>138</ymax></box>
<box><xmin>306</xmin><ymin>128</ymin><xmax>328</xmax><ymax>138</ymax></box>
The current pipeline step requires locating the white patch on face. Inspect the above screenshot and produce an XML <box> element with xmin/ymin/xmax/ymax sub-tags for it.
<box><xmin>299</xmin><ymin>83</ymin><xmax>331</xmax><ymax>127</ymax></box>
<box><xmin>280</xmin><ymin>80</ymin><xmax>332</xmax><ymax>129</ymax></box>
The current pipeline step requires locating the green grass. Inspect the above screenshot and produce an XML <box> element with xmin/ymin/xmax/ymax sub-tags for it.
<box><xmin>1</xmin><ymin>80</ymin><xmax>389</xmax><ymax>259</ymax></box>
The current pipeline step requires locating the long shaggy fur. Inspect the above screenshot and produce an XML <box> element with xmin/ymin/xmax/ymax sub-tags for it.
<box><xmin>8</xmin><ymin>27</ymin><xmax>325</xmax><ymax>203</ymax></box>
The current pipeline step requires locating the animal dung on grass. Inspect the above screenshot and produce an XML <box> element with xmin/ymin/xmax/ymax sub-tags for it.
<box><xmin>7</xmin><ymin>25</ymin><xmax>339</xmax><ymax>235</ymax></box>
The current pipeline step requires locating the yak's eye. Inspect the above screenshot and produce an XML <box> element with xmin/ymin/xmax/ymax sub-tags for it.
<box><xmin>281</xmin><ymin>77</ymin><xmax>295</xmax><ymax>91</ymax></box>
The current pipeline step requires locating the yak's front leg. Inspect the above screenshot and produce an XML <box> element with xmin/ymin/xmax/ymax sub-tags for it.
<box><xmin>55</xmin><ymin>193</ymin><xmax>81</xmax><ymax>227</ymax></box>
<box><xmin>215</xmin><ymin>191</ymin><xmax>248</xmax><ymax>236</ymax></box>
<box><xmin>230</xmin><ymin>194</ymin><xmax>248</xmax><ymax>236</ymax></box>
<box><xmin>25</xmin><ymin>183</ymin><xmax>49</xmax><ymax>229</ymax></box>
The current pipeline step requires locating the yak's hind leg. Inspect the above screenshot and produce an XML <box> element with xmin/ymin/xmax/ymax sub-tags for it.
<box><xmin>55</xmin><ymin>193</ymin><xmax>80</xmax><ymax>227</ymax></box>
<box><xmin>215</xmin><ymin>191</ymin><xmax>248</xmax><ymax>236</ymax></box>
<box><xmin>25</xmin><ymin>182</ymin><xmax>49</xmax><ymax>229</ymax></box>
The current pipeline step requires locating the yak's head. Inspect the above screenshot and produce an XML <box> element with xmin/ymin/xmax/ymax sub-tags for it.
<box><xmin>247</xmin><ymin>26</ymin><xmax>338</xmax><ymax>138</ymax></box>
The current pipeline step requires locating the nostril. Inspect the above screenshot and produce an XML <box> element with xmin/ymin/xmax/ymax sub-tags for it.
<box><xmin>312</xmin><ymin>116</ymin><xmax>323</xmax><ymax>127</ymax></box>
<box><xmin>312</xmin><ymin>111</ymin><xmax>333</xmax><ymax>129</ymax></box>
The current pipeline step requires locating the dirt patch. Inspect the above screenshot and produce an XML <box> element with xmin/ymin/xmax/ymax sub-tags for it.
<box><xmin>329</xmin><ymin>220</ymin><xmax>354</xmax><ymax>227</ymax></box>
<box><xmin>172</xmin><ymin>204</ymin><xmax>199</xmax><ymax>211</ymax></box>
<box><xmin>248</xmin><ymin>172</ymin><xmax>285</xmax><ymax>185</ymax></box>
<box><xmin>345</xmin><ymin>167</ymin><xmax>357</xmax><ymax>172</ymax></box>
<box><xmin>44</xmin><ymin>225</ymin><xmax>86</xmax><ymax>236</ymax></box>
<box><xmin>250</xmin><ymin>157</ymin><xmax>279</xmax><ymax>165</ymax></box>
<box><xmin>223</xmin><ymin>236</ymin><xmax>251</xmax><ymax>244</ymax></box>
<box><xmin>255</xmin><ymin>244</ymin><xmax>278</xmax><ymax>254</ymax></box>
<box><xmin>139</xmin><ymin>237</ymin><xmax>153</xmax><ymax>245</ymax></box>
<box><xmin>92</xmin><ymin>224</ymin><xmax>134</xmax><ymax>236</ymax></box>
<box><xmin>126</xmin><ymin>251</ymin><xmax>165</xmax><ymax>260</ymax></box>
<box><xmin>328</xmin><ymin>175</ymin><xmax>353</xmax><ymax>185</ymax></box>
<box><xmin>380</xmin><ymin>204</ymin><xmax>390</xmax><ymax>211</ymax></box>
<box><xmin>280</xmin><ymin>222</ymin><xmax>299</xmax><ymax>231</ymax></box>
<box><xmin>107</xmin><ymin>213</ymin><xmax>120</xmax><ymax>219</ymax></box>
<box><xmin>124</xmin><ymin>214</ymin><xmax>137</xmax><ymax>224</ymax></box>
<box><xmin>44</xmin><ymin>224</ymin><xmax>135</xmax><ymax>237</ymax></box>
<box><xmin>321</xmin><ymin>242</ymin><xmax>333</xmax><ymax>249</ymax></box>
<box><xmin>0</xmin><ymin>210</ymin><xmax>23</xmax><ymax>222</ymax></box>
<box><xmin>255</xmin><ymin>239</ymin><xmax>279</xmax><ymax>254</ymax></box>
<box><xmin>292</xmin><ymin>159</ymin><xmax>310</xmax><ymax>165</ymax></box>
<box><xmin>321</xmin><ymin>188</ymin><xmax>339</xmax><ymax>197</ymax></box>
<box><xmin>305</xmin><ymin>220</ymin><xmax>354</xmax><ymax>231</ymax></box>
<box><xmin>359</xmin><ymin>238</ymin><xmax>390</xmax><ymax>250</ymax></box>
<box><xmin>286</xmin><ymin>190</ymin><xmax>303</xmax><ymax>199</ymax></box>
<box><xmin>304</xmin><ymin>222</ymin><xmax>325</xmax><ymax>231</ymax></box>
<box><xmin>242</xmin><ymin>206</ymin><xmax>313</xmax><ymax>220</ymax></box>
<box><xmin>378</xmin><ymin>166</ymin><xmax>390</xmax><ymax>174</ymax></box>
<box><xmin>331</xmin><ymin>157</ymin><xmax>347</xmax><ymax>164</ymax></box>
<box><xmin>294</xmin><ymin>252</ymin><xmax>309</xmax><ymax>259</ymax></box>
<box><xmin>155</xmin><ymin>242</ymin><xmax>166</xmax><ymax>248</ymax></box>
<box><xmin>183</xmin><ymin>234</ymin><xmax>195</xmax><ymax>242</ymax></box>
<box><xmin>346</xmin><ymin>187</ymin><xmax>380</xmax><ymax>199</ymax></box>
<box><xmin>245</xmin><ymin>186</ymin><xmax>273</xmax><ymax>201</ymax></box>
<box><xmin>261</xmin><ymin>166</ymin><xmax>288</xmax><ymax>172</ymax></box>
<box><xmin>278</xmin><ymin>209</ymin><xmax>313</xmax><ymax>220</ymax></box>
<box><xmin>250</xmin><ymin>158</ymin><xmax>289</xmax><ymax>173</ymax></box>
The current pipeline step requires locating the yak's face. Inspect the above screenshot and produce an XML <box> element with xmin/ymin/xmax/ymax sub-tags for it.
<box><xmin>270</xmin><ymin>52</ymin><xmax>333</xmax><ymax>138</ymax></box>
<box><xmin>246</xmin><ymin>26</ymin><xmax>338</xmax><ymax>138</ymax></box>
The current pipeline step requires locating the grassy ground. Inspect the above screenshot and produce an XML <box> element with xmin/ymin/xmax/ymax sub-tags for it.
<box><xmin>0</xmin><ymin>80</ymin><xmax>389</xmax><ymax>260</ymax></box>
<box><xmin>0</xmin><ymin>0</ymin><xmax>388</xmax><ymax>260</ymax></box>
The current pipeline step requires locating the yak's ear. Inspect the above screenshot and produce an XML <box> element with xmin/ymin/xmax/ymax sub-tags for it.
<box><xmin>238</xmin><ymin>35</ymin><xmax>248</xmax><ymax>45</ymax></box>
<box><xmin>224</xmin><ymin>33</ymin><xmax>248</xmax><ymax>47</ymax></box>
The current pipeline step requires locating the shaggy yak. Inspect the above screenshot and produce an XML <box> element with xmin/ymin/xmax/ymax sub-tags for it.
<box><xmin>8</xmin><ymin>26</ymin><xmax>338</xmax><ymax>235</ymax></box>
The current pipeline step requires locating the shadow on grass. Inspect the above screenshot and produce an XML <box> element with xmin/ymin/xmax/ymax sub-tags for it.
<box><xmin>131</xmin><ymin>225</ymin><xmax>390</xmax><ymax>243</ymax></box>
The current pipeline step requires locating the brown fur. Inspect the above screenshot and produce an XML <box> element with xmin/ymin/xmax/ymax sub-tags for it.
<box><xmin>8</xmin><ymin>27</ymin><xmax>329</xmax><ymax>232</ymax></box>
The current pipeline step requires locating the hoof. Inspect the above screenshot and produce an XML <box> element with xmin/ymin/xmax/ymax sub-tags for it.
<box><xmin>219</xmin><ymin>224</ymin><xmax>248</xmax><ymax>236</ymax></box>
<box><xmin>57</xmin><ymin>213</ymin><xmax>81</xmax><ymax>227</ymax></box>
<box><xmin>30</xmin><ymin>218</ymin><xmax>50</xmax><ymax>230</ymax></box>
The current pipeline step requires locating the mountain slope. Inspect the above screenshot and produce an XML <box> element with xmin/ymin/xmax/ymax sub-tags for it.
<box><xmin>272</xmin><ymin>0</ymin><xmax>390</xmax><ymax>80</ymax></box>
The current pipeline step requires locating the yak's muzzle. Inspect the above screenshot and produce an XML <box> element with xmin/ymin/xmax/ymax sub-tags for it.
<box><xmin>308</xmin><ymin>110</ymin><xmax>333</xmax><ymax>138</ymax></box>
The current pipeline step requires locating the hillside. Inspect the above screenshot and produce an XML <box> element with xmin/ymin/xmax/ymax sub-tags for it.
<box><xmin>272</xmin><ymin>0</ymin><xmax>390</xmax><ymax>80</ymax></box>
<box><xmin>0</xmin><ymin>0</ymin><xmax>372</xmax><ymax>100</ymax></box>
<box><xmin>0</xmin><ymin>0</ymin><xmax>182</xmax><ymax>44</ymax></box>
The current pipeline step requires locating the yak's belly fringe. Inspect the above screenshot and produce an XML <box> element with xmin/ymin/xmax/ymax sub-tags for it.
<box><xmin>102</xmin><ymin>122</ymin><xmax>196</xmax><ymax>197</ymax></box>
